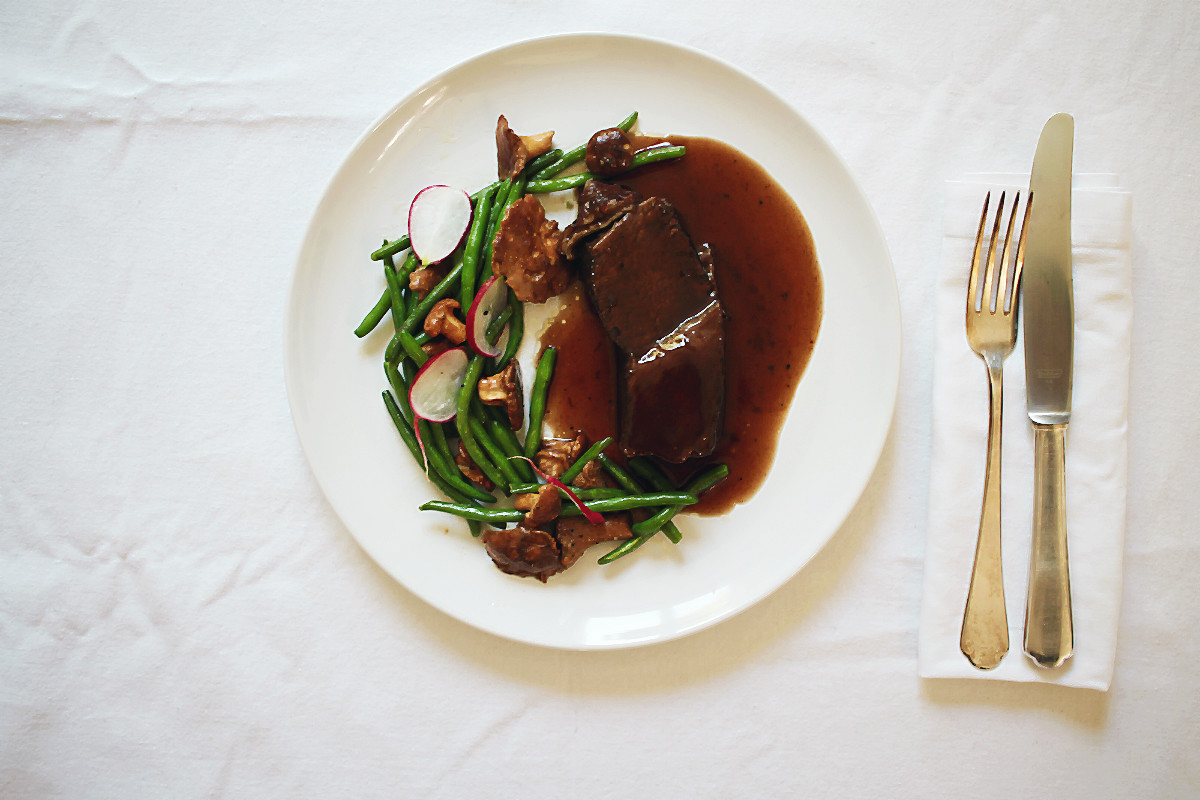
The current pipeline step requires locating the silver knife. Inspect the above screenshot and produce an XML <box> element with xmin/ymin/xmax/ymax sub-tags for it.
<box><xmin>1022</xmin><ymin>113</ymin><xmax>1075</xmax><ymax>668</ymax></box>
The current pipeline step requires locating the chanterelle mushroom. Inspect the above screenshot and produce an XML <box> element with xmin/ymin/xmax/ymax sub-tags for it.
<box><xmin>477</xmin><ymin>361</ymin><xmax>524</xmax><ymax>430</ymax></box>
<box><xmin>423</xmin><ymin>298</ymin><xmax>467</xmax><ymax>344</ymax></box>
<box><xmin>408</xmin><ymin>266</ymin><xmax>441</xmax><ymax>299</ymax></box>
<box><xmin>496</xmin><ymin>115</ymin><xmax>555</xmax><ymax>180</ymax></box>
<box><xmin>536</xmin><ymin>434</ymin><xmax>587</xmax><ymax>479</ymax></box>
<box><xmin>513</xmin><ymin>484</ymin><xmax>561</xmax><ymax>527</ymax></box>
<box><xmin>491</xmin><ymin>195</ymin><xmax>571</xmax><ymax>303</ymax></box>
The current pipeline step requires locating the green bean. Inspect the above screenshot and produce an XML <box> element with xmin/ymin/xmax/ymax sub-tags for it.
<box><xmin>628</xmin><ymin>457</ymin><xmax>679</xmax><ymax>493</ymax></box>
<box><xmin>381</xmin><ymin>391</ymin><xmax>423</xmax><ymax>465</ymax></box>
<box><xmin>531</xmin><ymin>111</ymin><xmax>639</xmax><ymax>180</ymax></box>
<box><xmin>597</xmin><ymin>454</ymin><xmax>642</xmax><ymax>493</ymax></box>
<box><xmin>559</xmin><ymin>436</ymin><xmax>614</xmax><ymax>486</ymax></box>
<box><xmin>420</xmin><ymin>492</ymin><xmax>697</xmax><ymax>523</ymax></box>
<box><xmin>597</xmin><ymin>531</ymin><xmax>652</xmax><ymax>564</ymax></box>
<box><xmin>508</xmin><ymin>483</ymin><xmax>626</xmax><ymax>501</ymax></box>
<box><xmin>382</xmin><ymin>391</ymin><xmax>482</xmax><ymax>506</ymax></box>
<box><xmin>456</xmin><ymin>355</ymin><xmax>509</xmax><ymax>493</ymax></box>
<box><xmin>630</xmin><ymin>464</ymin><xmax>728</xmax><ymax>536</ymax></box>
<box><xmin>599</xmin><ymin>465</ymin><xmax>727</xmax><ymax>564</ymax></box>
<box><xmin>470</xmin><ymin>414</ymin><xmax>523</xmax><ymax>487</ymax></box>
<box><xmin>524</xmin><ymin>148</ymin><xmax>563</xmax><ymax>177</ymax></box>
<box><xmin>493</xmin><ymin>289</ymin><xmax>523</xmax><ymax>371</ymax></box>
<box><xmin>485</xmin><ymin>302</ymin><xmax>514</xmax><ymax>343</ymax></box>
<box><xmin>384</xmin><ymin>360</ymin><xmax>411</xmax><ymax>423</ymax></box>
<box><xmin>395</xmin><ymin>330</ymin><xmax>429</xmax><ymax>367</ymax></box>
<box><xmin>385</xmin><ymin>329</ymin><xmax>429</xmax><ymax>364</ymax></box>
<box><xmin>526</xmin><ymin>144</ymin><xmax>687</xmax><ymax>194</ymax></box>
<box><xmin>488</xmin><ymin>418</ymin><xmax>535</xmax><ymax>482</ymax></box>
<box><xmin>460</xmin><ymin>185</ymin><xmax>497</xmax><ymax>310</ymax></box>
<box><xmin>479</xmin><ymin>178</ymin><xmax>512</xmax><ymax>276</ymax></box>
<box><xmin>420</xmin><ymin>419</ymin><xmax>497</xmax><ymax>504</ymax></box>
<box><xmin>355</xmin><ymin>286</ymin><xmax>391</xmax><ymax>338</ymax></box>
<box><xmin>356</xmin><ymin>248</ymin><xmax>417</xmax><ymax>339</ymax></box>
<box><xmin>420</xmin><ymin>502</ymin><xmax>520</xmax><ymax>524</ymax></box>
<box><xmin>400</xmin><ymin>259</ymin><xmax>463</xmax><ymax>335</ymax></box>
<box><xmin>598</xmin><ymin>454</ymin><xmax>683</xmax><ymax>543</ymax></box>
<box><xmin>371</xmin><ymin>234</ymin><xmax>412</xmax><ymax>262</ymax></box>
<box><xmin>552</xmin><ymin>491</ymin><xmax>697</xmax><ymax>512</ymax></box>
<box><xmin>383</xmin><ymin>252</ymin><xmax>408</xmax><ymax>331</ymax></box>
<box><xmin>523</xmin><ymin>346</ymin><xmax>557</xmax><ymax>459</ymax></box>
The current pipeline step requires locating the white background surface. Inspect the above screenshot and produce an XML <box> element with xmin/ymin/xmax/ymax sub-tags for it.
<box><xmin>3</xmin><ymin>1</ymin><xmax>1198</xmax><ymax>797</ymax></box>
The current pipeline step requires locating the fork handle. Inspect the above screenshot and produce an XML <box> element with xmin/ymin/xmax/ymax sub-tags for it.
<box><xmin>1023</xmin><ymin>422</ymin><xmax>1074</xmax><ymax>668</ymax></box>
<box><xmin>960</xmin><ymin>361</ymin><xmax>1009</xmax><ymax>669</ymax></box>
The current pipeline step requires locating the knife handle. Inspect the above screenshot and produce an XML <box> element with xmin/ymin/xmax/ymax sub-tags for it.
<box><xmin>1024</xmin><ymin>422</ymin><xmax>1074</xmax><ymax>668</ymax></box>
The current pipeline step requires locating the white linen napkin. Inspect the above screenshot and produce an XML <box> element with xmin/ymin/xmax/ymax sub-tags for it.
<box><xmin>918</xmin><ymin>174</ymin><xmax>1132</xmax><ymax>690</ymax></box>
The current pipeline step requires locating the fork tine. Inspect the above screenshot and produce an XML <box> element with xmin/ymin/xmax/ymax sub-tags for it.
<box><xmin>983</xmin><ymin>191</ymin><xmax>1006</xmax><ymax>313</ymax></box>
<box><xmin>968</xmin><ymin>191</ymin><xmax>991</xmax><ymax>314</ymax></box>
<box><xmin>997</xmin><ymin>191</ymin><xmax>1021</xmax><ymax>314</ymax></box>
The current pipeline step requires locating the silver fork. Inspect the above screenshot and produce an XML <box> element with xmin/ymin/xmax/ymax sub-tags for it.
<box><xmin>959</xmin><ymin>190</ymin><xmax>1030</xmax><ymax>670</ymax></box>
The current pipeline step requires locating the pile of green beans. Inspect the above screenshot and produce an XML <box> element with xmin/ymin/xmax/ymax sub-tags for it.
<box><xmin>355</xmin><ymin>111</ymin><xmax>721</xmax><ymax>567</ymax></box>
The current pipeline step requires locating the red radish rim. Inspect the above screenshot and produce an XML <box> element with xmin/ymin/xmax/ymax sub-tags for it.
<box><xmin>407</xmin><ymin>347</ymin><xmax>469</xmax><ymax>423</ymax></box>
<box><xmin>408</xmin><ymin>185</ymin><xmax>473</xmax><ymax>266</ymax></box>
<box><xmin>509</xmin><ymin>456</ymin><xmax>604</xmax><ymax>525</ymax></box>
<box><xmin>466</xmin><ymin>276</ymin><xmax>509</xmax><ymax>358</ymax></box>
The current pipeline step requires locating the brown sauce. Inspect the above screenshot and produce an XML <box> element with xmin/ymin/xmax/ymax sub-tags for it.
<box><xmin>539</xmin><ymin>135</ymin><xmax>822</xmax><ymax>514</ymax></box>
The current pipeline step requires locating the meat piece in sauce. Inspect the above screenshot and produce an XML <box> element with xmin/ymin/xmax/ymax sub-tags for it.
<box><xmin>560</xmin><ymin>180</ymin><xmax>641</xmax><ymax>259</ymax></box>
<box><xmin>585</xmin><ymin>127</ymin><xmax>634</xmax><ymax>177</ymax></box>
<box><xmin>556</xmin><ymin>514</ymin><xmax>634</xmax><ymax>569</ymax></box>
<box><xmin>576</xmin><ymin>195</ymin><xmax>726</xmax><ymax>462</ymax></box>
<box><xmin>490</xmin><ymin>195</ymin><xmax>571</xmax><ymax>303</ymax></box>
<box><xmin>481</xmin><ymin>524</ymin><xmax>562</xmax><ymax>581</ymax></box>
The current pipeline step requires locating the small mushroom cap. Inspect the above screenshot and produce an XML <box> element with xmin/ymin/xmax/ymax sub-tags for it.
<box><xmin>477</xmin><ymin>361</ymin><xmax>525</xmax><ymax>430</ymax></box>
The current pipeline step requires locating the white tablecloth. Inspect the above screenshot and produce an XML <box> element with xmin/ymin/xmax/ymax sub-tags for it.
<box><xmin>4</xmin><ymin>2</ymin><xmax>1198</xmax><ymax>797</ymax></box>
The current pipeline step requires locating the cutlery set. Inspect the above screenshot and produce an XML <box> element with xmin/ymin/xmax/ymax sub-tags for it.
<box><xmin>959</xmin><ymin>113</ymin><xmax>1075</xmax><ymax>670</ymax></box>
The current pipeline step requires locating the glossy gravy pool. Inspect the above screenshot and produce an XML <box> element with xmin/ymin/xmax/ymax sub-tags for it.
<box><xmin>540</xmin><ymin>135</ymin><xmax>822</xmax><ymax>514</ymax></box>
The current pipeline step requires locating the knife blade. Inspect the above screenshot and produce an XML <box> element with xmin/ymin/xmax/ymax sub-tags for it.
<box><xmin>1022</xmin><ymin>112</ymin><xmax>1075</xmax><ymax>669</ymax></box>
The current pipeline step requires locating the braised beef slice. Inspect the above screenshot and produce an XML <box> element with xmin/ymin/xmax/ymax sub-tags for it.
<box><xmin>481</xmin><ymin>524</ymin><xmax>562</xmax><ymax>581</ymax></box>
<box><xmin>578</xmin><ymin>196</ymin><xmax>726</xmax><ymax>462</ymax></box>
<box><xmin>556</xmin><ymin>514</ymin><xmax>633</xmax><ymax>569</ymax></box>
<box><xmin>560</xmin><ymin>180</ymin><xmax>641</xmax><ymax>259</ymax></box>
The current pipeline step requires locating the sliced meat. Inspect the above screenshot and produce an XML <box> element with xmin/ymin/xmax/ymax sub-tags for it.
<box><xmin>556</xmin><ymin>514</ymin><xmax>634</xmax><ymax>569</ymax></box>
<box><xmin>577</xmin><ymin>197</ymin><xmax>726</xmax><ymax>462</ymax></box>
<box><xmin>618</xmin><ymin>298</ymin><xmax>725</xmax><ymax>461</ymax></box>
<box><xmin>560</xmin><ymin>180</ymin><xmax>641</xmax><ymax>259</ymax></box>
<box><xmin>490</xmin><ymin>195</ymin><xmax>571</xmax><ymax>303</ymax></box>
<box><xmin>481</xmin><ymin>524</ymin><xmax>562</xmax><ymax>581</ymax></box>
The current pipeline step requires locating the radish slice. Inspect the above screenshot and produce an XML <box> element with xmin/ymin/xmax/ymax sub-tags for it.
<box><xmin>408</xmin><ymin>185</ymin><xmax>472</xmax><ymax>265</ymax></box>
<box><xmin>408</xmin><ymin>347</ymin><xmax>469</xmax><ymax>423</ymax></box>
<box><xmin>467</xmin><ymin>276</ymin><xmax>510</xmax><ymax>358</ymax></box>
<box><xmin>509</xmin><ymin>456</ymin><xmax>605</xmax><ymax>525</ymax></box>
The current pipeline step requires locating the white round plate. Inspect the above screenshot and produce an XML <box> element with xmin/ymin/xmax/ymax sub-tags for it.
<box><xmin>285</xmin><ymin>33</ymin><xmax>900</xmax><ymax>649</ymax></box>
